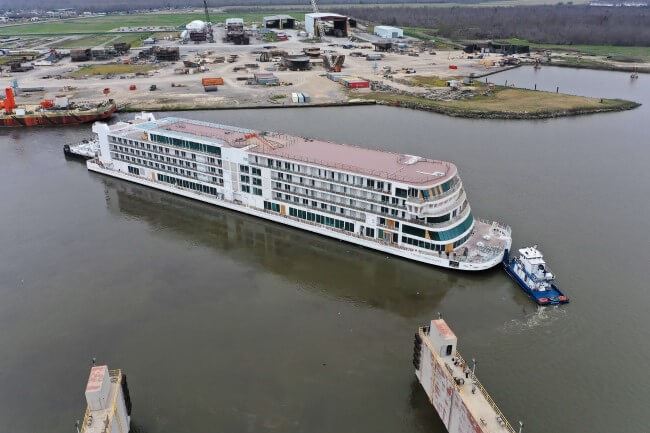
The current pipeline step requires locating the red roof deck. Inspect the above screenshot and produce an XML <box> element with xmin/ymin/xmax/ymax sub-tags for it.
<box><xmin>156</xmin><ymin>119</ymin><xmax>456</xmax><ymax>186</ymax></box>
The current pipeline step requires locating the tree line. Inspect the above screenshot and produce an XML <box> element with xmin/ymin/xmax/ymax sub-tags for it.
<box><xmin>0</xmin><ymin>0</ymin><xmax>486</xmax><ymax>13</ymax></box>
<box><xmin>335</xmin><ymin>5</ymin><xmax>650</xmax><ymax>46</ymax></box>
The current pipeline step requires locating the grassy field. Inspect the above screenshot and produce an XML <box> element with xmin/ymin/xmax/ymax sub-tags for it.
<box><xmin>410</xmin><ymin>75</ymin><xmax>454</xmax><ymax>87</ymax></box>
<box><xmin>507</xmin><ymin>38</ymin><xmax>650</xmax><ymax>62</ymax></box>
<box><xmin>53</xmin><ymin>34</ymin><xmax>118</xmax><ymax>48</ymax></box>
<box><xmin>355</xmin><ymin>87</ymin><xmax>638</xmax><ymax>118</ymax></box>
<box><xmin>68</xmin><ymin>63</ymin><xmax>156</xmax><ymax>78</ymax></box>
<box><xmin>402</xmin><ymin>27</ymin><xmax>461</xmax><ymax>49</ymax></box>
<box><xmin>0</xmin><ymin>11</ymin><xmax>305</xmax><ymax>36</ymax></box>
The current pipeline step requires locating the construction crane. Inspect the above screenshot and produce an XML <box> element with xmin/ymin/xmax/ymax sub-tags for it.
<box><xmin>309</xmin><ymin>0</ymin><xmax>326</xmax><ymax>41</ymax></box>
<box><xmin>203</xmin><ymin>0</ymin><xmax>214</xmax><ymax>43</ymax></box>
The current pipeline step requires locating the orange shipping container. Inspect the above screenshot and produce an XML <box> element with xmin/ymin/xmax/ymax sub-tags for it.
<box><xmin>202</xmin><ymin>77</ymin><xmax>224</xmax><ymax>86</ymax></box>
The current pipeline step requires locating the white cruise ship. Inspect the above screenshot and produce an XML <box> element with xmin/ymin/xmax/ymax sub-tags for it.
<box><xmin>88</xmin><ymin>113</ymin><xmax>511</xmax><ymax>271</ymax></box>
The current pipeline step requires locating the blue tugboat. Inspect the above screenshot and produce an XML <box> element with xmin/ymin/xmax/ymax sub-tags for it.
<box><xmin>503</xmin><ymin>246</ymin><xmax>569</xmax><ymax>305</ymax></box>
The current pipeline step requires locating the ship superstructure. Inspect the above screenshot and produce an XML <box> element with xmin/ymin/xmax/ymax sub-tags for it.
<box><xmin>88</xmin><ymin>114</ymin><xmax>511</xmax><ymax>271</ymax></box>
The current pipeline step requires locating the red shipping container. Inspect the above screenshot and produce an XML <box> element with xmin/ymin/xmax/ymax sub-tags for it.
<box><xmin>348</xmin><ymin>80</ymin><xmax>369</xmax><ymax>89</ymax></box>
<box><xmin>202</xmin><ymin>77</ymin><xmax>224</xmax><ymax>86</ymax></box>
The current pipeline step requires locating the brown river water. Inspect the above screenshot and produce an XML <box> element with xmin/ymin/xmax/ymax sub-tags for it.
<box><xmin>0</xmin><ymin>66</ymin><xmax>648</xmax><ymax>433</ymax></box>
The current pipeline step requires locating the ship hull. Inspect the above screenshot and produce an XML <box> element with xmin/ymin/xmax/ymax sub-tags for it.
<box><xmin>87</xmin><ymin>161</ymin><xmax>508</xmax><ymax>272</ymax></box>
<box><xmin>0</xmin><ymin>103</ymin><xmax>116</xmax><ymax>128</ymax></box>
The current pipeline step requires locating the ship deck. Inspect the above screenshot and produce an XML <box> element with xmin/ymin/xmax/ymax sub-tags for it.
<box><xmin>80</xmin><ymin>369</ymin><xmax>123</xmax><ymax>433</ymax></box>
<box><xmin>130</xmin><ymin>117</ymin><xmax>457</xmax><ymax>186</ymax></box>
<box><xmin>420</xmin><ymin>327</ymin><xmax>516</xmax><ymax>433</ymax></box>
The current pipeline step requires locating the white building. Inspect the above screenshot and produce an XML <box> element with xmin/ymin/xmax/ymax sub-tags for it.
<box><xmin>374</xmin><ymin>25</ymin><xmax>403</xmax><ymax>39</ymax></box>
<box><xmin>304</xmin><ymin>12</ymin><xmax>349</xmax><ymax>37</ymax></box>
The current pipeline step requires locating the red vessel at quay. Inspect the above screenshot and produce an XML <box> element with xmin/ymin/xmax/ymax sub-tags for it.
<box><xmin>0</xmin><ymin>87</ymin><xmax>116</xmax><ymax>127</ymax></box>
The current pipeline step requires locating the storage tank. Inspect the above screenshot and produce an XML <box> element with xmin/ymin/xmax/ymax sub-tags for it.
<box><xmin>186</xmin><ymin>20</ymin><xmax>207</xmax><ymax>32</ymax></box>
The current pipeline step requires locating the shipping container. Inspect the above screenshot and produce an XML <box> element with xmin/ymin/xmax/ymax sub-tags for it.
<box><xmin>348</xmin><ymin>81</ymin><xmax>369</xmax><ymax>89</ymax></box>
<box><xmin>201</xmin><ymin>77</ymin><xmax>224</xmax><ymax>86</ymax></box>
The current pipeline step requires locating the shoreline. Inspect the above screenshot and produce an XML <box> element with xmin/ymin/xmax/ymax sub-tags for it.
<box><xmin>371</xmin><ymin>98</ymin><xmax>640</xmax><ymax>119</ymax></box>
<box><xmin>117</xmin><ymin>99</ymin><xmax>376</xmax><ymax>113</ymax></box>
<box><xmin>116</xmin><ymin>95</ymin><xmax>640</xmax><ymax>120</ymax></box>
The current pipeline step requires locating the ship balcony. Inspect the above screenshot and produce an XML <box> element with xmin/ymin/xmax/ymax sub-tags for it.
<box><xmin>272</xmin><ymin>188</ymin><xmax>367</xmax><ymax>222</ymax></box>
<box><xmin>268</xmin><ymin>169</ymin><xmax>399</xmax><ymax>206</ymax></box>
<box><xmin>406</xmin><ymin>180</ymin><xmax>462</xmax><ymax>206</ymax></box>
<box><xmin>407</xmin><ymin>203</ymin><xmax>471</xmax><ymax>230</ymax></box>
<box><xmin>270</xmin><ymin>176</ymin><xmax>406</xmax><ymax>212</ymax></box>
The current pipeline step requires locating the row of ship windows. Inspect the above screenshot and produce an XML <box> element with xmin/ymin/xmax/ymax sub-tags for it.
<box><xmin>149</xmin><ymin>133</ymin><xmax>222</xmax><ymax>155</ymax></box>
<box><xmin>271</xmin><ymin>181</ymin><xmax>405</xmax><ymax>218</ymax></box>
<box><xmin>253</xmin><ymin>155</ymin><xmax>395</xmax><ymax>194</ymax></box>
<box><xmin>241</xmin><ymin>185</ymin><xmax>263</xmax><ymax>195</ymax></box>
<box><xmin>254</xmin><ymin>155</ymin><xmax>458</xmax><ymax>201</ymax></box>
<box><xmin>114</xmin><ymin>153</ymin><xmax>224</xmax><ymax>186</ymax></box>
<box><xmin>288</xmin><ymin>207</ymin><xmax>356</xmax><ymax>232</ymax></box>
<box><xmin>402</xmin><ymin>213</ymin><xmax>474</xmax><ymax>242</ymax></box>
<box><xmin>414</xmin><ymin>177</ymin><xmax>458</xmax><ymax>200</ymax></box>
<box><xmin>412</xmin><ymin>200</ymin><xmax>468</xmax><ymax>225</ymax></box>
<box><xmin>272</xmin><ymin>192</ymin><xmax>366</xmax><ymax>221</ymax></box>
<box><xmin>241</xmin><ymin>175</ymin><xmax>262</xmax><ymax>186</ymax></box>
<box><xmin>273</xmin><ymin>172</ymin><xmax>406</xmax><ymax>209</ymax></box>
<box><xmin>240</xmin><ymin>165</ymin><xmax>261</xmax><ymax>176</ymax></box>
<box><xmin>401</xmin><ymin>231</ymin><xmax>472</xmax><ymax>252</ymax></box>
<box><xmin>111</xmin><ymin>144</ymin><xmax>222</xmax><ymax>171</ymax></box>
<box><xmin>156</xmin><ymin>173</ymin><xmax>220</xmax><ymax>196</ymax></box>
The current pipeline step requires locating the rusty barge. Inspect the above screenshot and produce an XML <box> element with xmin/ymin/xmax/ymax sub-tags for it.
<box><xmin>0</xmin><ymin>87</ymin><xmax>116</xmax><ymax>128</ymax></box>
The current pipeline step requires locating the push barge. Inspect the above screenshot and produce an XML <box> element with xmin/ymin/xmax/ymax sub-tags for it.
<box><xmin>0</xmin><ymin>87</ymin><xmax>116</xmax><ymax>127</ymax></box>
<box><xmin>87</xmin><ymin>113</ymin><xmax>511</xmax><ymax>271</ymax></box>
<box><xmin>414</xmin><ymin>318</ymin><xmax>521</xmax><ymax>433</ymax></box>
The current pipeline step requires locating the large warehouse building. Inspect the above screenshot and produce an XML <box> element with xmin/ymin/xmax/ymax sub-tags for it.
<box><xmin>374</xmin><ymin>25</ymin><xmax>403</xmax><ymax>39</ymax></box>
<box><xmin>304</xmin><ymin>13</ymin><xmax>349</xmax><ymax>38</ymax></box>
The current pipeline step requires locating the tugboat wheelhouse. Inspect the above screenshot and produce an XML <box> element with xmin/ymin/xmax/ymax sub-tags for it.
<box><xmin>88</xmin><ymin>114</ymin><xmax>511</xmax><ymax>271</ymax></box>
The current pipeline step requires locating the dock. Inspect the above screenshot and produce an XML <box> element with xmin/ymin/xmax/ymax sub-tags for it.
<box><xmin>78</xmin><ymin>365</ymin><xmax>131</xmax><ymax>433</ymax></box>
<box><xmin>414</xmin><ymin>319</ymin><xmax>520</xmax><ymax>433</ymax></box>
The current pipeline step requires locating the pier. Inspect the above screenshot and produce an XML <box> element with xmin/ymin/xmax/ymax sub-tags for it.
<box><xmin>414</xmin><ymin>319</ymin><xmax>518</xmax><ymax>433</ymax></box>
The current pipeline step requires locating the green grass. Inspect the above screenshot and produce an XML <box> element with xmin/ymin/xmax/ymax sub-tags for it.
<box><xmin>403</xmin><ymin>27</ymin><xmax>461</xmax><ymax>49</ymax></box>
<box><xmin>506</xmin><ymin>38</ymin><xmax>650</xmax><ymax>62</ymax></box>
<box><xmin>112</xmin><ymin>33</ymin><xmax>157</xmax><ymax>48</ymax></box>
<box><xmin>68</xmin><ymin>63</ymin><xmax>156</xmax><ymax>78</ymax></box>
<box><xmin>410</xmin><ymin>75</ymin><xmax>454</xmax><ymax>87</ymax></box>
<box><xmin>354</xmin><ymin>87</ymin><xmax>638</xmax><ymax>118</ymax></box>
<box><xmin>52</xmin><ymin>34</ymin><xmax>117</xmax><ymax>48</ymax></box>
<box><xmin>0</xmin><ymin>11</ymin><xmax>307</xmax><ymax>36</ymax></box>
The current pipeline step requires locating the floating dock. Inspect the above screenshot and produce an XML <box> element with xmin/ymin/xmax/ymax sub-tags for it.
<box><xmin>414</xmin><ymin>319</ymin><xmax>519</xmax><ymax>433</ymax></box>
<box><xmin>79</xmin><ymin>365</ymin><xmax>131</xmax><ymax>433</ymax></box>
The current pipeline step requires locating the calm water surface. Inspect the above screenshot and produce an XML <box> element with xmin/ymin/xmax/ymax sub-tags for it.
<box><xmin>0</xmin><ymin>67</ymin><xmax>648</xmax><ymax>433</ymax></box>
